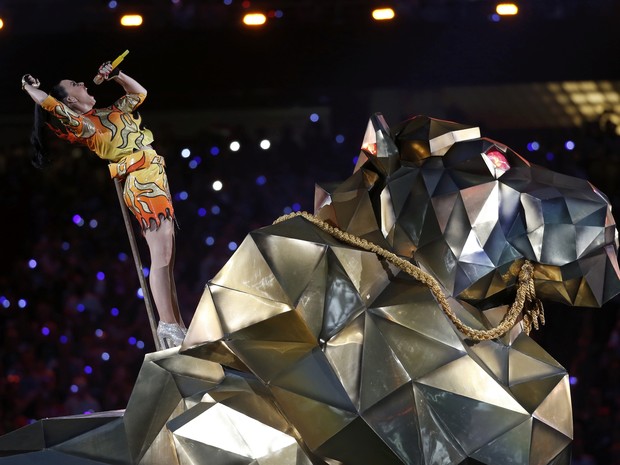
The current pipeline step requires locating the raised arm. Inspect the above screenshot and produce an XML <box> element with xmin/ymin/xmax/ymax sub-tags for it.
<box><xmin>21</xmin><ymin>74</ymin><xmax>48</xmax><ymax>105</ymax></box>
<box><xmin>112</xmin><ymin>71</ymin><xmax>148</xmax><ymax>96</ymax></box>
<box><xmin>98</xmin><ymin>62</ymin><xmax>147</xmax><ymax>95</ymax></box>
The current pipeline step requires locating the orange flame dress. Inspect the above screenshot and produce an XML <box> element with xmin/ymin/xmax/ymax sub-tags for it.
<box><xmin>41</xmin><ymin>93</ymin><xmax>174</xmax><ymax>230</ymax></box>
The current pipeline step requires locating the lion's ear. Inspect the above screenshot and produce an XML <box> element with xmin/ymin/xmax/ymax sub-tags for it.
<box><xmin>354</xmin><ymin>113</ymin><xmax>400</xmax><ymax>176</ymax></box>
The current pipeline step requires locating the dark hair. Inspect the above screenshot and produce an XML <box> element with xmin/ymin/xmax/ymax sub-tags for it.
<box><xmin>30</xmin><ymin>83</ymin><xmax>69</xmax><ymax>169</ymax></box>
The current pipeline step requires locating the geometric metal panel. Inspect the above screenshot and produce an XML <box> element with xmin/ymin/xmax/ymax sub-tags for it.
<box><xmin>3</xmin><ymin>113</ymin><xmax>620</xmax><ymax>465</ymax></box>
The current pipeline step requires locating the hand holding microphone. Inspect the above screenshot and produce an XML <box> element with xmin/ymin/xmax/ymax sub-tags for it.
<box><xmin>93</xmin><ymin>50</ymin><xmax>129</xmax><ymax>84</ymax></box>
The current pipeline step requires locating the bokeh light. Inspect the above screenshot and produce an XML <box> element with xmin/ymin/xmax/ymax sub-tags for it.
<box><xmin>527</xmin><ymin>141</ymin><xmax>540</xmax><ymax>151</ymax></box>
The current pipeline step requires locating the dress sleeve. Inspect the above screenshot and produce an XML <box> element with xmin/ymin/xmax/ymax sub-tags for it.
<box><xmin>113</xmin><ymin>93</ymin><xmax>147</xmax><ymax>113</ymax></box>
<box><xmin>40</xmin><ymin>95</ymin><xmax>95</xmax><ymax>138</ymax></box>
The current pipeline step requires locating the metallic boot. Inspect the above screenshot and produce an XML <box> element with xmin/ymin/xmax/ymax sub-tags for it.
<box><xmin>157</xmin><ymin>321</ymin><xmax>187</xmax><ymax>349</ymax></box>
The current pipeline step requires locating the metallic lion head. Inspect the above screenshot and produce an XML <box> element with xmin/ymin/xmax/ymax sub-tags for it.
<box><xmin>316</xmin><ymin>114</ymin><xmax>620</xmax><ymax>307</ymax></box>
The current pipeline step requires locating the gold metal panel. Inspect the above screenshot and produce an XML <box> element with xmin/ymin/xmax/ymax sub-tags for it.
<box><xmin>372</xmin><ymin>316</ymin><xmax>466</xmax><ymax>381</ymax></box>
<box><xmin>415</xmin><ymin>384</ymin><xmax>529</xmax><ymax>455</ymax></box>
<box><xmin>359</xmin><ymin>316</ymin><xmax>411</xmax><ymax>411</ymax></box>
<box><xmin>184</xmin><ymin>286</ymin><xmax>224</xmax><ymax>347</ymax></box>
<box><xmin>532</xmin><ymin>376</ymin><xmax>573</xmax><ymax>439</ymax></box>
<box><xmin>465</xmin><ymin>340</ymin><xmax>510</xmax><ymax>385</ymax></box>
<box><xmin>270</xmin><ymin>349</ymin><xmax>355</xmax><ymax>412</ymax></box>
<box><xmin>361</xmin><ymin>384</ymin><xmax>423</xmax><ymax>464</ymax></box>
<box><xmin>330</xmin><ymin>245</ymin><xmax>392</xmax><ymax>301</ymax></box>
<box><xmin>324</xmin><ymin>314</ymin><xmax>364</xmax><ymax>408</ymax></box>
<box><xmin>0</xmin><ymin>450</ymin><xmax>112</xmax><ymax>464</ymax></box>
<box><xmin>156</xmin><ymin>353</ymin><xmax>224</xmax><ymax>383</ymax></box>
<box><xmin>171</xmin><ymin>403</ymin><xmax>296</xmax><ymax>460</ymax></box>
<box><xmin>321</xmin><ymin>253</ymin><xmax>367</xmax><ymax>340</ymax></box>
<box><xmin>418</xmin><ymin>356</ymin><xmax>528</xmax><ymax>414</ymax></box>
<box><xmin>470</xmin><ymin>418</ymin><xmax>532</xmax><ymax>464</ymax></box>
<box><xmin>508</xmin><ymin>350</ymin><xmax>567</xmax><ymax>385</ymax></box>
<box><xmin>123</xmin><ymin>353</ymin><xmax>184</xmax><ymax>463</ymax></box>
<box><xmin>511</xmin><ymin>334</ymin><xmax>565</xmax><ymax>369</ymax></box>
<box><xmin>342</xmin><ymin>194</ymin><xmax>382</xmax><ymax>238</ymax></box>
<box><xmin>413</xmin><ymin>384</ymin><xmax>467</xmax><ymax>464</ymax></box>
<box><xmin>509</xmin><ymin>375</ymin><xmax>567</xmax><ymax>414</ymax></box>
<box><xmin>252</xmin><ymin>233</ymin><xmax>327</xmax><ymax>305</ymax></box>
<box><xmin>52</xmin><ymin>418</ymin><xmax>131</xmax><ymax>464</ymax></box>
<box><xmin>211</xmin><ymin>236</ymin><xmax>289</xmax><ymax>305</ymax></box>
<box><xmin>228</xmin><ymin>309</ymin><xmax>316</xmax><ymax>344</ymax></box>
<box><xmin>368</xmin><ymin>281</ymin><xmax>464</xmax><ymax>349</ymax></box>
<box><xmin>0</xmin><ymin>421</ymin><xmax>45</xmax><ymax>452</ymax></box>
<box><xmin>210</xmin><ymin>285</ymin><xmax>293</xmax><ymax>336</ymax></box>
<box><xmin>314</xmin><ymin>416</ymin><xmax>403</xmax><ymax>465</ymax></box>
<box><xmin>172</xmin><ymin>435</ymin><xmax>250</xmax><ymax>465</ymax></box>
<box><xmin>294</xmin><ymin>254</ymin><xmax>328</xmax><ymax>338</ymax></box>
<box><xmin>529</xmin><ymin>419</ymin><xmax>572</xmax><ymax>465</ymax></box>
<box><xmin>270</xmin><ymin>386</ymin><xmax>357</xmax><ymax>451</ymax></box>
<box><xmin>138</xmin><ymin>423</ymin><xmax>181</xmax><ymax>465</ymax></box>
<box><xmin>227</xmin><ymin>340</ymin><xmax>315</xmax><ymax>383</ymax></box>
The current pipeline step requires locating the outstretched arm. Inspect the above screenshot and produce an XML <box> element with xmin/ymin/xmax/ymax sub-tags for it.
<box><xmin>21</xmin><ymin>75</ymin><xmax>48</xmax><ymax>105</ymax></box>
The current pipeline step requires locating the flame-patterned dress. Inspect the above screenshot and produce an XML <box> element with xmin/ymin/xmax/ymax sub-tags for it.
<box><xmin>41</xmin><ymin>92</ymin><xmax>174</xmax><ymax>230</ymax></box>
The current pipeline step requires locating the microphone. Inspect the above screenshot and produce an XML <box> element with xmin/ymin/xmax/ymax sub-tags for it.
<box><xmin>93</xmin><ymin>50</ymin><xmax>130</xmax><ymax>84</ymax></box>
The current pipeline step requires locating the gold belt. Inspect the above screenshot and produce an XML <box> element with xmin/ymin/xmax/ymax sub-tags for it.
<box><xmin>108</xmin><ymin>149</ymin><xmax>165</xmax><ymax>179</ymax></box>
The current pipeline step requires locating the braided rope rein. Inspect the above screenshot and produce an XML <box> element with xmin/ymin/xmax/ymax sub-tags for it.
<box><xmin>273</xmin><ymin>211</ymin><xmax>544</xmax><ymax>341</ymax></box>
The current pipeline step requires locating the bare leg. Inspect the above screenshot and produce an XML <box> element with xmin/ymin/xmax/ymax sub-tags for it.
<box><xmin>168</xmin><ymin>236</ymin><xmax>185</xmax><ymax>328</ymax></box>
<box><xmin>144</xmin><ymin>218</ymin><xmax>183</xmax><ymax>325</ymax></box>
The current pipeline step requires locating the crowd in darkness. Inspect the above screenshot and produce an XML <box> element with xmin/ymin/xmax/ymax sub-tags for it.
<box><xmin>0</xmin><ymin>108</ymin><xmax>619</xmax><ymax>463</ymax></box>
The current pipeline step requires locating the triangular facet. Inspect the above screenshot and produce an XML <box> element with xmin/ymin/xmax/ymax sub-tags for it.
<box><xmin>415</xmin><ymin>385</ymin><xmax>529</xmax><ymax>454</ymax></box>
<box><xmin>470</xmin><ymin>418</ymin><xmax>532</xmax><ymax>465</ymax></box>
<box><xmin>359</xmin><ymin>315</ymin><xmax>411</xmax><ymax>411</ymax></box>
<box><xmin>373</xmin><ymin>315</ymin><xmax>466</xmax><ymax>380</ymax></box>
<box><xmin>532</xmin><ymin>375</ymin><xmax>573</xmax><ymax>439</ymax></box>
<box><xmin>413</xmin><ymin>384</ymin><xmax>467</xmax><ymax>464</ymax></box>
<box><xmin>253</xmin><ymin>233</ymin><xmax>327</xmax><ymax>305</ymax></box>
<box><xmin>362</xmin><ymin>383</ymin><xmax>424</xmax><ymax>464</ymax></box>
<box><xmin>418</xmin><ymin>356</ymin><xmax>527</xmax><ymax>414</ymax></box>
<box><xmin>271</xmin><ymin>348</ymin><xmax>355</xmax><ymax>412</ymax></box>
<box><xmin>270</xmin><ymin>386</ymin><xmax>357</xmax><ymax>451</ymax></box>
<box><xmin>211</xmin><ymin>235</ymin><xmax>289</xmax><ymax>304</ymax></box>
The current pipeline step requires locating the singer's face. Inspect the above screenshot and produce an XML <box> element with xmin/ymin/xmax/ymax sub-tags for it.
<box><xmin>59</xmin><ymin>79</ymin><xmax>96</xmax><ymax>109</ymax></box>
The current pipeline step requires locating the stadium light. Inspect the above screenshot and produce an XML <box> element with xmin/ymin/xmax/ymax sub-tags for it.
<box><xmin>243</xmin><ymin>13</ymin><xmax>267</xmax><ymax>26</ymax></box>
<box><xmin>372</xmin><ymin>8</ymin><xmax>395</xmax><ymax>21</ymax></box>
<box><xmin>496</xmin><ymin>3</ymin><xmax>518</xmax><ymax>15</ymax></box>
<box><xmin>120</xmin><ymin>14</ymin><xmax>143</xmax><ymax>27</ymax></box>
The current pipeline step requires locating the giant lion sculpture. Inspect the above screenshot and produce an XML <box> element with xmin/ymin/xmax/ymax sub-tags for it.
<box><xmin>2</xmin><ymin>114</ymin><xmax>619</xmax><ymax>465</ymax></box>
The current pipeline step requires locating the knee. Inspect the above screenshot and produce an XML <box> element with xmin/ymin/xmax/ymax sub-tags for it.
<box><xmin>147</xmin><ymin>231</ymin><xmax>175</xmax><ymax>268</ymax></box>
<box><xmin>150</xmin><ymin>244</ymin><xmax>174</xmax><ymax>268</ymax></box>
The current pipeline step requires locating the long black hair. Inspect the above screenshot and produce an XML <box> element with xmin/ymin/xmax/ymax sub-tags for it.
<box><xmin>30</xmin><ymin>83</ymin><xmax>69</xmax><ymax>169</ymax></box>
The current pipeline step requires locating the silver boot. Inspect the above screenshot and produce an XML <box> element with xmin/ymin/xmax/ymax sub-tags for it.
<box><xmin>157</xmin><ymin>321</ymin><xmax>187</xmax><ymax>349</ymax></box>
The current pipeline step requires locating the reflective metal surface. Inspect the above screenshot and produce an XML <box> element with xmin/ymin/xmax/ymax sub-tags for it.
<box><xmin>2</xmin><ymin>114</ymin><xmax>619</xmax><ymax>464</ymax></box>
<box><xmin>0</xmin><ymin>349</ymin><xmax>313</xmax><ymax>465</ymax></box>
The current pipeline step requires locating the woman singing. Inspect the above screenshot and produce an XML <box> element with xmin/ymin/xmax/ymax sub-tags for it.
<box><xmin>21</xmin><ymin>62</ymin><xmax>186</xmax><ymax>348</ymax></box>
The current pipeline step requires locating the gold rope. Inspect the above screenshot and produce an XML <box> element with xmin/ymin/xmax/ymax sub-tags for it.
<box><xmin>274</xmin><ymin>211</ymin><xmax>544</xmax><ymax>341</ymax></box>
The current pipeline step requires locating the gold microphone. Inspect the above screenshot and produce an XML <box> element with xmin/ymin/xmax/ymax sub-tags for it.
<box><xmin>93</xmin><ymin>50</ymin><xmax>129</xmax><ymax>84</ymax></box>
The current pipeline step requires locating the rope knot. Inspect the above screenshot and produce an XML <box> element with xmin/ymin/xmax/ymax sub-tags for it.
<box><xmin>519</xmin><ymin>261</ymin><xmax>545</xmax><ymax>335</ymax></box>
